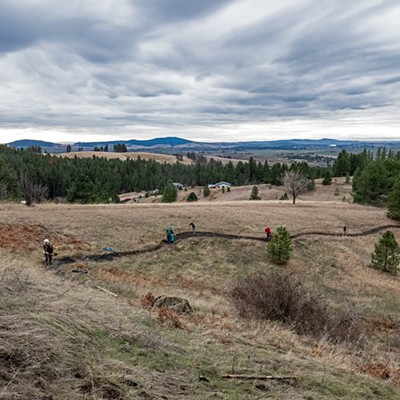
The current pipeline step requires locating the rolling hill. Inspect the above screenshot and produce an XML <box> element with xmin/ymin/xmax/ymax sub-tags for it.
<box><xmin>1</xmin><ymin>184</ymin><xmax>400</xmax><ymax>398</ymax></box>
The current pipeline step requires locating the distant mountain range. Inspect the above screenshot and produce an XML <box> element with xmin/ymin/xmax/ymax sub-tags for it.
<box><xmin>6</xmin><ymin>136</ymin><xmax>400</xmax><ymax>154</ymax></box>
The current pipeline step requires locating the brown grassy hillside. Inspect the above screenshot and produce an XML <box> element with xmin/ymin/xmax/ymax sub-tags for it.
<box><xmin>58</xmin><ymin>151</ymin><xmax>193</xmax><ymax>164</ymax></box>
<box><xmin>1</xmin><ymin>199</ymin><xmax>400</xmax><ymax>399</ymax></box>
<box><xmin>122</xmin><ymin>176</ymin><xmax>353</xmax><ymax>204</ymax></box>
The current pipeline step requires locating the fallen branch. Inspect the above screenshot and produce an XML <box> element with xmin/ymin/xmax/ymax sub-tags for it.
<box><xmin>222</xmin><ymin>374</ymin><xmax>297</xmax><ymax>381</ymax></box>
<box><xmin>96</xmin><ymin>286</ymin><xmax>118</xmax><ymax>297</ymax></box>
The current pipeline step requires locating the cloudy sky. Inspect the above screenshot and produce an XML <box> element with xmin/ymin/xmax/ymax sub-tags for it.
<box><xmin>1</xmin><ymin>0</ymin><xmax>400</xmax><ymax>144</ymax></box>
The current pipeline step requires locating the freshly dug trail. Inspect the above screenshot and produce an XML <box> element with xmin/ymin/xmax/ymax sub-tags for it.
<box><xmin>55</xmin><ymin>224</ymin><xmax>400</xmax><ymax>267</ymax></box>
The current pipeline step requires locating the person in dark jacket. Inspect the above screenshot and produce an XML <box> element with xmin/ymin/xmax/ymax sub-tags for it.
<box><xmin>43</xmin><ymin>239</ymin><xmax>54</xmax><ymax>266</ymax></box>
<box><xmin>189</xmin><ymin>222</ymin><xmax>196</xmax><ymax>235</ymax></box>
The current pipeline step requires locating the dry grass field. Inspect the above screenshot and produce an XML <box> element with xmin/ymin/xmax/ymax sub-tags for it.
<box><xmin>1</xmin><ymin>185</ymin><xmax>400</xmax><ymax>399</ymax></box>
<box><xmin>58</xmin><ymin>151</ymin><xmax>194</xmax><ymax>164</ymax></box>
<box><xmin>123</xmin><ymin>176</ymin><xmax>353</xmax><ymax>204</ymax></box>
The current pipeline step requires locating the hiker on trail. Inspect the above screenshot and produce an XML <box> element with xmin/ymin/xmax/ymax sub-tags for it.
<box><xmin>189</xmin><ymin>222</ymin><xmax>196</xmax><ymax>235</ymax></box>
<box><xmin>43</xmin><ymin>239</ymin><xmax>54</xmax><ymax>266</ymax></box>
<box><xmin>166</xmin><ymin>227</ymin><xmax>175</xmax><ymax>244</ymax></box>
<box><xmin>265</xmin><ymin>226</ymin><xmax>272</xmax><ymax>242</ymax></box>
<box><xmin>343</xmin><ymin>225</ymin><xmax>347</xmax><ymax>236</ymax></box>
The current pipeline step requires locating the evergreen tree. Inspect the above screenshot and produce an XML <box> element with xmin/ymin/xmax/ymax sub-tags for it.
<box><xmin>280</xmin><ymin>192</ymin><xmax>289</xmax><ymax>200</ymax></box>
<box><xmin>352</xmin><ymin>159</ymin><xmax>400</xmax><ymax>205</ymax></box>
<box><xmin>267</xmin><ymin>226</ymin><xmax>292</xmax><ymax>265</ymax></box>
<box><xmin>249</xmin><ymin>185</ymin><xmax>261</xmax><ymax>200</ymax></box>
<box><xmin>186</xmin><ymin>192</ymin><xmax>198</xmax><ymax>202</ymax></box>
<box><xmin>66</xmin><ymin>174</ymin><xmax>95</xmax><ymax>203</ymax></box>
<box><xmin>333</xmin><ymin>149</ymin><xmax>350</xmax><ymax>177</ymax></box>
<box><xmin>0</xmin><ymin>157</ymin><xmax>20</xmax><ymax>200</ymax></box>
<box><xmin>113</xmin><ymin>143</ymin><xmax>128</xmax><ymax>152</ymax></box>
<box><xmin>162</xmin><ymin>182</ymin><xmax>178</xmax><ymax>203</ymax></box>
<box><xmin>387</xmin><ymin>177</ymin><xmax>400</xmax><ymax>220</ymax></box>
<box><xmin>371</xmin><ymin>231</ymin><xmax>400</xmax><ymax>274</ymax></box>
<box><xmin>322</xmin><ymin>170</ymin><xmax>332</xmax><ymax>185</ymax></box>
<box><xmin>203</xmin><ymin>185</ymin><xmax>210</xmax><ymax>197</ymax></box>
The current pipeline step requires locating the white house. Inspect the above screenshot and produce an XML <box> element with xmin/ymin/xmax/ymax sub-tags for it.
<box><xmin>173</xmin><ymin>183</ymin><xmax>184</xmax><ymax>190</ymax></box>
<box><xmin>208</xmin><ymin>181</ymin><xmax>231</xmax><ymax>189</ymax></box>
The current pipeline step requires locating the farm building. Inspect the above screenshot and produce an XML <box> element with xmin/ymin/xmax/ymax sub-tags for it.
<box><xmin>208</xmin><ymin>181</ymin><xmax>231</xmax><ymax>189</ymax></box>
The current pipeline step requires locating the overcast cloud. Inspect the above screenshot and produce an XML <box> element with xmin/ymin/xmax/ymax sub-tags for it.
<box><xmin>1</xmin><ymin>0</ymin><xmax>400</xmax><ymax>143</ymax></box>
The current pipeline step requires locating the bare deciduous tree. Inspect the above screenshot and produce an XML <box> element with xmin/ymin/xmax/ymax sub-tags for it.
<box><xmin>283</xmin><ymin>171</ymin><xmax>309</xmax><ymax>205</ymax></box>
<box><xmin>19</xmin><ymin>171</ymin><xmax>48</xmax><ymax>206</ymax></box>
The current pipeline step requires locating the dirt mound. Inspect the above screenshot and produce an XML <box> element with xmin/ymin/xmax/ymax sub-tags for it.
<box><xmin>0</xmin><ymin>223</ymin><xmax>91</xmax><ymax>253</ymax></box>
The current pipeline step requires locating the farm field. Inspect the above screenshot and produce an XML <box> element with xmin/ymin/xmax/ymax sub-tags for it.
<box><xmin>57</xmin><ymin>151</ymin><xmax>194</xmax><ymax>165</ymax></box>
<box><xmin>1</xmin><ymin>188</ymin><xmax>400</xmax><ymax>399</ymax></box>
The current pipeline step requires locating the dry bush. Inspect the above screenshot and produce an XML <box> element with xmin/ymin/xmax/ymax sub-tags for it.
<box><xmin>140</xmin><ymin>291</ymin><xmax>156</xmax><ymax>310</ymax></box>
<box><xmin>229</xmin><ymin>271</ymin><xmax>363</xmax><ymax>343</ymax></box>
<box><xmin>156</xmin><ymin>309</ymin><xmax>187</xmax><ymax>330</ymax></box>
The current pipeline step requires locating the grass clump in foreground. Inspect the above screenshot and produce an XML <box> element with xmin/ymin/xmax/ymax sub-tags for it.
<box><xmin>229</xmin><ymin>271</ymin><xmax>363</xmax><ymax>343</ymax></box>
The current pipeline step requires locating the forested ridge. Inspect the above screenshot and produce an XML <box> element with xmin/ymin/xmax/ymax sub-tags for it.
<box><xmin>2</xmin><ymin>144</ymin><xmax>400</xmax><ymax>215</ymax></box>
<box><xmin>0</xmin><ymin>145</ymin><xmax>329</xmax><ymax>203</ymax></box>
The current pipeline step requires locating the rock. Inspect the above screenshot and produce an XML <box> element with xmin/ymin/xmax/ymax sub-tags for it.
<box><xmin>153</xmin><ymin>296</ymin><xmax>193</xmax><ymax>314</ymax></box>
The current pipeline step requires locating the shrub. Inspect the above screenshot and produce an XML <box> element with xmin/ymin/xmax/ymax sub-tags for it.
<box><xmin>334</xmin><ymin>187</ymin><xmax>340</xmax><ymax>196</ymax></box>
<box><xmin>203</xmin><ymin>186</ymin><xmax>210</xmax><ymax>197</ymax></box>
<box><xmin>186</xmin><ymin>192</ymin><xmax>198</xmax><ymax>202</ymax></box>
<box><xmin>267</xmin><ymin>226</ymin><xmax>292</xmax><ymax>265</ymax></box>
<box><xmin>370</xmin><ymin>231</ymin><xmax>400</xmax><ymax>274</ymax></box>
<box><xmin>227</xmin><ymin>186</ymin><xmax>231</xmax><ymax>192</ymax></box>
<box><xmin>279</xmin><ymin>193</ymin><xmax>289</xmax><ymax>200</ymax></box>
<box><xmin>229</xmin><ymin>272</ymin><xmax>362</xmax><ymax>343</ymax></box>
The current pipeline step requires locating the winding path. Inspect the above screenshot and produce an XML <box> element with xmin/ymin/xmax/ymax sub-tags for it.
<box><xmin>56</xmin><ymin>224</ymin><xmax>400</xmax><ymax>266</ymax></box>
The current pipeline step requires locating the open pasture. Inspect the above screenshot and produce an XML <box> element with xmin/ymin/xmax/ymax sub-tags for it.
<box><xmin>1</xmin><ymin>197</ymin><xmax>400</xmax><ymax>399</ymax></box>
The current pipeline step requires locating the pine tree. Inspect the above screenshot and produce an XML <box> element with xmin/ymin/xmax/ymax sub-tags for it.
<box><xmin>162</xmin><ymin>182</ymin><xmax>178</xmax><ymax>203</ymax></box>
<box><xmin>249</xmin><ymin>185</ymin><xmax>261</xmax><ymax>200</ymax></box>
<box><xmin>267</xmin><ymin>226</ymin><xmax>292</xmax><ymax>265</ymax></box>
<box><xmin>66</xmin><ymin>174</ymin><xmax>95</xmax><ymax>203</ymax></box>
<box><xmin>371</xmin><ymin>231</ymin><xmax>400</xmax><ymax>274</ymax></box>
<box><xmin>322</xmin><ymin>170</ymin><xmax>332</xmax><ymax>185</ymax></box>
<box><xmin>387</xmin><ymin>178</ymin><xmax>400</xmax><ymax>220</ymax></box>
<box><xmin>186</xmin><ymin>192</ymin><xmax>198</xmax><ymax>202</ymax></box>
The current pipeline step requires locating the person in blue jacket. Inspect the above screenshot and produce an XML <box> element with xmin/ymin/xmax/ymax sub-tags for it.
<box><xmin>166</xmin><ymin>227</ymin><xmax>175</xmax><ymax>244</ymax></box>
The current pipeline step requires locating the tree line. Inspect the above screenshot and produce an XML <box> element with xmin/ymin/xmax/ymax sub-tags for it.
<box><xmin>330</xmin><ymin>147</ymin><xmax>400</xmax><ymax>220</ymax></box>
<box><xmin>0</xmin><ymin>145</ymin><xmax>331</xmax><ymax>204</ymax></box>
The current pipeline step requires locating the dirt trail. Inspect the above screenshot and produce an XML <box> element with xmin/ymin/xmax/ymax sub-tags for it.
<box><xmin>55</xmin><ymin>224</ymin><xmax>400</xmax><ymax>266</ymax></box>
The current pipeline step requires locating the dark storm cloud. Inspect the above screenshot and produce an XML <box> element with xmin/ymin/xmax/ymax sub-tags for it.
<box><xmin>1</xmin><ymin>0</ymin><xmax>400</xmax><ymax>142</ymax></box>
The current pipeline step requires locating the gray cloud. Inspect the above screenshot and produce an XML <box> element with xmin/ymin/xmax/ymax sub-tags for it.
<box><xmin>1</xmin><ymin>0</ymin><xmax>400</xmax><ymax>143</ymax></box>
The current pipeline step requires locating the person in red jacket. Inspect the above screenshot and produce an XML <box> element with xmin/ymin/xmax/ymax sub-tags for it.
<box><xmin>265</xmin><ymin>226</ymin><xmax>272</xmax><ymax>242</ymax></box>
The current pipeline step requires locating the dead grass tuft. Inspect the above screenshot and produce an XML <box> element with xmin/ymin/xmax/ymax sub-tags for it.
<box><xmin>156</xmin><ymin>309</ymin><xmax>187</xmax><ymax>330</ymax></box>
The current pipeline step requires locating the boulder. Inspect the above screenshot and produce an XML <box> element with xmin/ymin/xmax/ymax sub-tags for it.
<box><xmin>153</xmin><ymin>296</ymin><xmax>192</xmax><ymax>314</ymax></box>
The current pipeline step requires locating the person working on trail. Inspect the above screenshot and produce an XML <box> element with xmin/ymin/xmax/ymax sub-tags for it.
<box><xmin>166</xmin><ymin>227</ymin><xmax>175</xmax><ymax>244</ymax></box>
<box><xmin>265</xmin><ymin>226</ymin><xmax>272</xmax><ymax>242</ymax></box>
<box><xmin>189</xmin><ymin>222</ymin><xmax>196</xmax><ymax>235</ymax></box>
<box><xmin>43</xmin><ymin>239</ymin><xmax>54</xmax><ymax>266</ymax></box>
